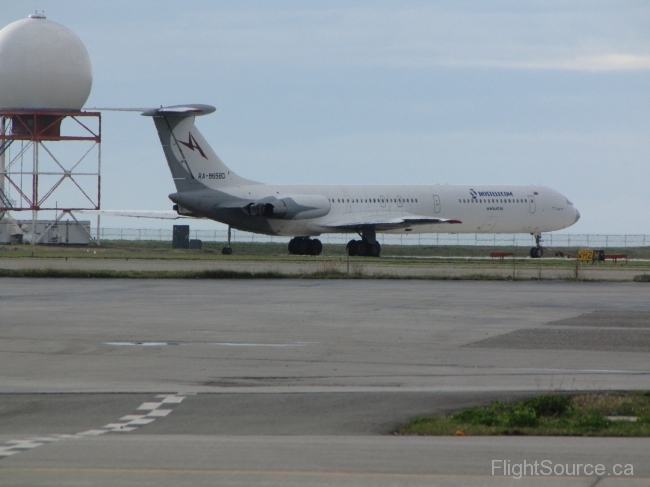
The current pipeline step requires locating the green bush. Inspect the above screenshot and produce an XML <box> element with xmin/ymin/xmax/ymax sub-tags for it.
<box><xmin>524</xmin><ymin>395</ymin><xmax>572</xmax><ymax>417</ymax></box>
<box><xmin>505</xmin><ymin>408</ymin><xmax>539</xmax><ymax>428</ymax></box>
<box><xmin>452</xmin><ymin>406</ymin><xmax>500</xmax><ymax>426</ymax></box>
<box><xmin>575</xmin><ymin>412</ymin><xmax>610</xmax><ymax>430</ymax></box>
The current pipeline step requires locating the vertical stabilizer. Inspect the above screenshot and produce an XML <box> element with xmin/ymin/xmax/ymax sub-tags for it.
<box><xmin>142</xmin><ymin>104</ymin><xmax>259</xmax><ymax>192</ymax></box>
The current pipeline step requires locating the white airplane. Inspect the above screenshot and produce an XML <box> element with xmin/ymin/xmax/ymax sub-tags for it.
<box><xmin>103</xmin><ymin>104</ymin><xmax>580</xmax><ymax>258</ymax></box>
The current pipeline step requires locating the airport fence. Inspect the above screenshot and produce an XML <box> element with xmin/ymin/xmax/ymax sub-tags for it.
<box><xmin>96</xmin><ymin>228</ymin><xmax>650</xmax><ymax>248</ymax></box>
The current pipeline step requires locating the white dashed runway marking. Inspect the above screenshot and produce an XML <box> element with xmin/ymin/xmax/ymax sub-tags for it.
<box><xmin>0</xmin><ymin>393</ymin><xmax>189</xmax><ymax>458</ymax></box>
<box><xmin>103</xmin><ymin>341</ymin><xmax>313</xmax><ymax>347</ymax></box>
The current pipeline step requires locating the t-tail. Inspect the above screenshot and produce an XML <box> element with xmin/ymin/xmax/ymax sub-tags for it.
<box><xmin>142</xmin><ymin>104</ymin><xmax>259</xmax><ymax>192</ymax></box>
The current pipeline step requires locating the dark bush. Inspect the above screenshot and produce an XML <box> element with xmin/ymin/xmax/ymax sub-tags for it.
<box><xmin>524</xmin><ymin>395</ymin><xmax>572</xmax><ymax>417</ymax></box>
<box><xmin>575</xmin><ymin>413</ymin><xmax>610</xmax><ymax>430</ymax></box>
<box><xmin>505</xmin><ymin>408</ymin><xmax>539</xmax><ymax>428</ymax></box>
<box><xmin>452</xmin><ymin>407</ymin><xmax>501</xmax><ymax>426</ymax></box>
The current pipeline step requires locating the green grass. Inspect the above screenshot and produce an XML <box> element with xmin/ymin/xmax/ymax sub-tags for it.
<box><xmin>0</xmin><ymin>268</ymin><xmax>289</xmax><ymax>279</ymax></box>
<box><xmin>2</xmin><ymin>240</ymin><xmax>649</xmax><ymax>280</ymax></box>
<box><xmin>396</xmin><ymin>392</ymin><xmax>650</xmax><ymax>436</ymax></box>
<box><xmin>2</xmin><ymin>240</ymin><xmax>650</xmax><ymax>260</ymax></box>
<box><xmin>0</xmin><ymin>267</ymin><xmax>535</xmax><ymax>280</ymax></box>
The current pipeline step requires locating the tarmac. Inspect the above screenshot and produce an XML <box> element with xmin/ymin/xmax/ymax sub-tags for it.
<box><xmin>0</xmin><ymin>278</ymin><xmax>649</xmax><ymax>486</ymax></box>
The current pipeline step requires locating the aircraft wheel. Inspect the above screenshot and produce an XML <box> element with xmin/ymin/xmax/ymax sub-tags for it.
<box><xmin>222</xmin><ymin>247</ymin><xmax>232</xmax><ymax>255</ymax></box>
<box><xmin>346</xmin><ymin>239</ymin><xmax>358</xmax><ymax>256</ymax></box>
<box><xmin>297</xmin><ymin>239</ymin><xmax>310</xmax><ymax>255</ymax></box>
<box><xmin>529</xmin><ymin>247</ymin><xmax>536</xmax><ymax>258</ymax></box>
<box><xmin>357</xmin><ymin>240</ymin><xmax>368</xmax><ymax>257</ymax></box>
<box><xmin>369</xmin><ymin>242</ymin><xmax>381</xmax><ymax>257</ymax></box>
<box><xmin>288</xmin><ymin>239</ymin><xmax>297</xmax><ymax>255</ymax></box>
<box><xmin>534</xmin><ymin>247</ymin><xmax>544</xmax><ymax>258</ymax></box>
<box><xmin>309</xmin><ymin>239</ymin><xmax>323</xmax><ymax>256</ymax></box>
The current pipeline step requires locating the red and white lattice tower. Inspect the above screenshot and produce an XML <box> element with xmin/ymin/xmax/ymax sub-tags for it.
<box><xmin>0</xmin><ymin>13</ymin><xmax>100</xmax><ymax>243</ymax></box>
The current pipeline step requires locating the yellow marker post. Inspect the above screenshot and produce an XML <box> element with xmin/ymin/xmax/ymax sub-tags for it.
<box><xmin>577</xmin><ymin>249</ymin><xmax>594</xmax><ymax>262</ymax></box>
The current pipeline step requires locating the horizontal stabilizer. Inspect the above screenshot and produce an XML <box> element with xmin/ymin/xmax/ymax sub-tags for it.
<box><xmin>86</xmin><ymin>107</ymin><xmax>151</xmax><ymax>112</ymax></box>
<box><xmin>141</xmin><ymin>104</ymin><xmax>216</xmax><ymax>117</ymax></box>
<box><xmin>87</xmin><ymin>105</ymin><xmax>216</xmax><ymax>117</ymax></box>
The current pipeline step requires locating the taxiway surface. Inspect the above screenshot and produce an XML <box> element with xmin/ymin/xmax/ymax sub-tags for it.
<box><xmin>0</xmin><ymin>279</ymin><xmax>648</xmax><ymax>486</ymax></box>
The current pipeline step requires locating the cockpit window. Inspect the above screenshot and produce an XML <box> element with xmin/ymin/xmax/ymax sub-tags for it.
<box><xmin>566</xmin><ymin>198</ymin><xmax>573</xmax><ymax>205</ymax></box>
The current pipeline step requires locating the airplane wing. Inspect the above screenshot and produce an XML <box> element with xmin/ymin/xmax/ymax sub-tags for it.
<box><xmin>322</xmin><ymin>213</ymin><xmax>461</xmax><ymax>232</ymax></box>
<box><xmin>75</xmin><ymin>210</ymin><xmax>194</xmax><ymax>220</ymax></box>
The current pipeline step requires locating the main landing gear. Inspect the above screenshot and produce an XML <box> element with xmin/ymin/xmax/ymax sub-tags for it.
<box><xmin>529</xmin><ymin>233</ymin><xmax>543</xmax><ymax>259</ymax></box>
<box><xmin>288</xmin><ymin>237</ymin><xmax>322</xmax><ymax>256</ymax></box>
<box><xmin>222</xmin><ymin>226</ymin><xmax>233</xmax><ymax>255</ymax></box>
<box><xmin>346</xmin><ymin>228</ymin><xmax>381</xmax><ymax>257</ymax></box>
<box><xmin>347</xmin><ymin>239</ymin><xmax>381</xmax><ymax>257</ymax></box>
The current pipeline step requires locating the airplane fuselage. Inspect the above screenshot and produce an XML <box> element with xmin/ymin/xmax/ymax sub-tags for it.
<box><xmin>171</xmin><ymin>183</ymin><xmax>579</xmax><ymax>237</ymax></box>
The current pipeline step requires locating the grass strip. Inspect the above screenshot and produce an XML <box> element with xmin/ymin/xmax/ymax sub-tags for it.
<box><xmin>396</xmin><ymin>392</ymin><xmax>650</xmax><ymax>437</ymax></box>
<box><xmin>3</xmin><ymin>241</ymin><xmax>650</xmax><ymax>261</ymax></box>
<box><xmin>0</xmin><ymin>268</ymin><xmax>290</xmax><ymax>279</ymax></box>
<box><xmin>0</xmin><ymin>268</ymin><xmax>584</xmax><ymax>280</ymax></box>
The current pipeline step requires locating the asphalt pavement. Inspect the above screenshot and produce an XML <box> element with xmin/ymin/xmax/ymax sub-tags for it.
<box><xmin>0</xmin><ymin>278</ymin><xmax>648</xmax><ymax>486</ymax></box>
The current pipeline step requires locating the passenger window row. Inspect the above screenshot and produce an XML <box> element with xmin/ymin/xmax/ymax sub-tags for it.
<box><xmin>459</xmin><ymin>198</ymin><xmax>528</xmax><ymax>204</ymax></box>
<box><xmin>329</xmin><ymin>198</ymin><xmax>418</xmax><ymax>204</ymax></box>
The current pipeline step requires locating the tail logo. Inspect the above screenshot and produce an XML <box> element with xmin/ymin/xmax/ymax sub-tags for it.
<box><xmin>179</xmin><ymin>132</ymin><xmax>207</xmax><ymax>159</ymax></box>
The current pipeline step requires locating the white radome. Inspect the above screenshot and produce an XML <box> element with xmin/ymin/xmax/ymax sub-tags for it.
<box><xmin>0</xmin><ymin>14</ymin><xmax>92</xmax><ymax>110</ymax></box>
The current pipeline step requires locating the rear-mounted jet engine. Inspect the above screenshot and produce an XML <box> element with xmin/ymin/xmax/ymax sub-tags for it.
<box><xmin>243</xmin><ymin>194</ymin><xmax>330</xmax><ymax>220</ymax></box>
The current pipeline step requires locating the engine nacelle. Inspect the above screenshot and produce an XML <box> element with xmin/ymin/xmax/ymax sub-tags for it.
<box><xmin>173</xmin><ymin>204</ymin><xmax>201</xmax><ymax>217</ymax></box>
<box><xmin>244</xmin><ymin>194</ymin><xmax>330</xmax><ymax>220</ymax></box>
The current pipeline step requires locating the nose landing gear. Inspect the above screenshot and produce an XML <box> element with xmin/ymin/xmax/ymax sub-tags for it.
<box><xmin>222</xmin><ymin>226</ymin><xmax>233</xmax><ymax>255</ymax></box>
<box><xmin>288</xmin><ymin>237</ymin><xmax>322</xmax><ymax>256</ymax></box>
<box><xmin>529</xmin><ymin>234</ymin><xmax>543</xmax><ymax>258</ymax></box>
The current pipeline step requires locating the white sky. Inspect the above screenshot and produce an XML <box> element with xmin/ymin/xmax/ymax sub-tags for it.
<box><xmin>2</xmin><ymin>1</ymin><xmax>649</xmax><ymax>234</ymax></box>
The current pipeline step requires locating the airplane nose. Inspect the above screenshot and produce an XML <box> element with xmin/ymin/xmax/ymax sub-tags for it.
<box><xmin>574</xmin><ymin>208</ymin><xmax>580</xmax><ymax>223</ymax></box>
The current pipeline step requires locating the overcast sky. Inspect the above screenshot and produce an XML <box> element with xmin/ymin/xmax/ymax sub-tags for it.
<box><xmin>2</xmin><ymin>1</ymin><xmax>649</xmax><ymax>234</ymax></box>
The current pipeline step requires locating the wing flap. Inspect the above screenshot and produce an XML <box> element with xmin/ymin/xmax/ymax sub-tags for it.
<box><xmin>323</xmin><ymin>213</ymin><xmax>461</xmax><ymax>231</ymax></box>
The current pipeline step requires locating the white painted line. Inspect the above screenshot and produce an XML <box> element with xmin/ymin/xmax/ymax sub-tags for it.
<box><xmin>103</xmin><ymin>341</ymin><xmax>314</xmax><ymax>347</ymax></box>
<box><xmin>124</xmin><ymin>418</ymin><xmax>156</xmax><ymax>426</ymax></box>
<box><xmin>159</xmin><ymin>396</ymin><xmax>184</xmax><ymax>404</ymax></box>
<box><xmin>119</xmin><ymin>415</ymin><xmax>148</xmax><ymax>421</ymax></box>
<box><xmin>110</xmin><ymin>427</ymin><xmax>138</xmax><ymax>433</ymax></box>
<box><xmin>206</xmin><ymin>342</ymin><xmax>313</xmax><ymax>347</ymax></box>
<box><xmin>103</xmin><ymin>423</ymin><xmax>134</xmax><ymax>429</ymax></box>
<box><xmin>0</xmin><ymin>393</ymin><xmax>189</xmax><ymax>460</ymax></box>
<box><xmin>136</xmin><ymin>402</ymin><xmax>163</xmax><ymax>410</ymax></box>
<box><xmin>102</xmin><ymin>424</ymin><xmax>138</xmax><ymax>432</ymax></box>
<box><xmin>518</xmin><ymin>367</ymin><xmax>650</xmax><ymax>374</ymax></box>
<box><xmin>147</xmin><ymin>409</ymin><xmax>172</xmax><ymax>417</ymax></box>
<box><xmin>6</xmin><ymin>440</ymin><xmax>43</xmax><ymax>449</ymax></box>
<box><xmin>76</xmin><ymin>429</ymin><xmax>108</xmax><ymax>436</ymax></box>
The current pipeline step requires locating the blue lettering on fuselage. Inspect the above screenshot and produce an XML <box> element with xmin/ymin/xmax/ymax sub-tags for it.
<box><xmin>470</xmin><ymin>188</ymin><xmax>515</xmax><ymax>199</ymax></box>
